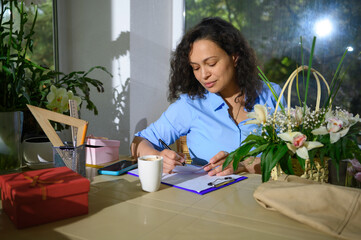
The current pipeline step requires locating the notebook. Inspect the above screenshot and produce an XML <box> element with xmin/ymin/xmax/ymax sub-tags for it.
<box><xmin>128</xmin><ymin>165</ymin><xmax>247</xmax><ymax>195</ymax></box>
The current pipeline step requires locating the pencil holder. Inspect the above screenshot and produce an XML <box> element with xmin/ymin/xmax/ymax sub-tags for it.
<box><xmin>53</xmin><ymin>145</ymin><xmax>86</xmax><ymax>177</ymax></box>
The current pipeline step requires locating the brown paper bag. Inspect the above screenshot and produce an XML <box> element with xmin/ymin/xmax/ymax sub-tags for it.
<box><xmin>253</xmin><ymin>175</ymin><xmax>361</xmax><ymax>240</ymax></box>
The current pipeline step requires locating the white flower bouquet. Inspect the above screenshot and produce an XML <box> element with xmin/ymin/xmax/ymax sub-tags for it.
<box><xmin>46</xmin><ymin>85</ymin><xmax>81</xmax><ymax>114</ymax></box>
<box><xmin>223</xmin><ymin>37</ymin><xmax>361</xmax><ymax>183</ymax></box>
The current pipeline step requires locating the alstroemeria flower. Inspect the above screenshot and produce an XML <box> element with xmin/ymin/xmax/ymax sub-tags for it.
<box><xmin>345</xmin><ymin>159</ymin><xmax>361</xmax><ymax>172</ymax></box>
<box><xmin>290</xmin><ymin>106</ymin><xmax>309</xmax><ymax>126</ymax></box>
<box><xmin>278</xmin><ymin>131</ymin><xmax>323</xmax><ymax>159</ymax></box>
<box><xmin>327</xmin><ymin>117</ymin><xmax>343</xmax><ymax>132</ymax></box>
<box><xmin>46</xmin><ymin>85</ymin><xmax>81</xmax><ymax>113</ymax></box>
<box><xmin>344</xmin><ymin>159</ymin><xmax>361</xmax><ymax>183</ymax></box>
<box><xmin>355</xmin><ymin>172</ymin><xmax>361</xmax><ymax>182</ymax></box>
<box><xmin>312</xmin><ymin>116</ymin><xmax>349</xmax><ymax>144</ymax></box>
<box><xmin>350</xmin><ymin>114</ymin><xmax>361</xmax><ymax>124</ymax></box>
<box><xmin>245</xmin><ymin>104</ymin><xmax>267</xmax><ymax>125</ymax></box>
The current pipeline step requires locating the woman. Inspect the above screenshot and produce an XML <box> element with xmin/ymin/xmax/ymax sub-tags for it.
<box><xmin>131</xmin><ymin>17</ymin><xmax>282</xmax><ymax>176</ymax></box>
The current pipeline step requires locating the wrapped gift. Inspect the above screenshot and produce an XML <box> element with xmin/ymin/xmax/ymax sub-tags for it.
<box><xmin>86</xmin><ymin>137</ymin><xmax>120</xmax><ymax>165</ymax></box>
<box><xmin>0</xmin><ymin>167</ymin><xmax>90</xmax><ymax>229</ymax></box>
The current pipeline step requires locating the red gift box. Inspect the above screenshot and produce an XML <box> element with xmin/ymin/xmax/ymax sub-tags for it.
<box><xmin>0</xmin><ymin>167</ymin><xmax>90</xmax><ymax>229</ymax></box>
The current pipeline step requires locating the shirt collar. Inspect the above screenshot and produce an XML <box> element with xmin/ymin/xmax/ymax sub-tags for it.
<box><xmin>205</xmin><ymin>91</ymin><xmax>228</xmax><ymax>111</ymax></box>
<box><xmin>206</xmin><ymin>91</ymin><xmax>257</xmax><ymax>113</ymax></box>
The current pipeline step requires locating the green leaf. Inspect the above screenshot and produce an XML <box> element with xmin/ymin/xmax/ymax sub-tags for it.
<box><xmin>323</xmin><ymin>49</ymin><xmax>348</xmax><ymax>109</ymax></box>
<box><xmin>266</xmin><ymin>144</ymin><xmax>289</xmax><ymax>177</ymax></box>
<box><xmin>242</xmin><ymin>134</ymin><xmax>264</xmax><ymax>144</ymax></box>
<box><xmin>247</xmin><ymin>143</ymin><xmax>269</xmax><ymax>156</ymax></box>
<box><xmin>223</xmin><ymin>141</ymin><xmax>257</xmax><ymax>171</ymax></box>
<box><xmin>300</xmin><ymin>36</ymin><xmax>305</xmax><ymax>90</ymax></box>
<box><xmin>304</xmin><ymin>36</ymin><xmax>316</xmax><ymax>108</ymax></box>
<box><xmin>233</xmin><ymin>142</ymin><xmax>255</xmax><ymax>162</ymax></box>
<box><xmin>260</xmin><ymin>147</ymin><xmax>270</xmax><ymax>182</ymax></box>
<box><xmin>257</xmin><ymin>66</ymin><xmax>285</xmax><ymax>113</ymax></box>
<box><xmin>223</xmin><ymin>151</ymin><xmax>236</xmax><ymax>170</ymax></box>
<box><xmin>260</xmin><ymin>144</ymin><xmax>288</xmax><ymax>182</ymax></box>
<box><xmin>279</xmin><ymin>154</ymin><xmax>294</xmax><ymax>175</ymax></box>
<box><xmin>262</xmin><ymin>145</ymin><xmax>275</xmax><ymax>182</ymax></box>
<box><xmin>295</xmin><ymin>156</ymin><xmax>305</xmax><ymax>171</ymax></box>
<box><xmin>330</xmin><ymin>157</ymin><xmax>340</xmax><ymax>181</ymax></box>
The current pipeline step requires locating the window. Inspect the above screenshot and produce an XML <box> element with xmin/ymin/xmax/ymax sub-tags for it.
<box><xmin>25</xmin><ymin>0</ymin><xmax>55</xmax><ymax>70</ymax></box>
<box><xmin>185</xmin><ymin>0</ymin><xmax>361</xmax><ymax>116</ymax></box>
<box><xmin>1</xmin><ymin>0</ymin><xmax>54</xmax><ymax>69</ymax></box>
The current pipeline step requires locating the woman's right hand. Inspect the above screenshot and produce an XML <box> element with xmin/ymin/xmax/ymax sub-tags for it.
<box><xmin>159</xmin><ymin>149</ymin><xmax>186</xmax><ymax>173</ymax></box>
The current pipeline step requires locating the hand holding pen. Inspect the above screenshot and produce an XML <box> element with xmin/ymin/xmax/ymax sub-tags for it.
<box><xmin>159</xmin><ymin>139</ymin><xmax>186</xmax><ymax>170</ymax></box>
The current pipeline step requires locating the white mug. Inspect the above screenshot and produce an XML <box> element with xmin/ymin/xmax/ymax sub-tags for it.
<box><xmin>138</xmin><ymin>155</ymin><xmax>163</xmax><ymax>192</ymax></box>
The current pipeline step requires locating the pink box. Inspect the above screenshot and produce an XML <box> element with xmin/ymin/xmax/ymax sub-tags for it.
<box><xmin>86</xmin><ymin>138</ymin><xmax>120</xmax><ymax>165</ymax></box>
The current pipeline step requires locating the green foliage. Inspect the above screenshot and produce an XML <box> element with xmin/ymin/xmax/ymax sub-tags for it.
<box><xmin>263</xmin><ymin>57</ymin><xmax>297</xmax><ymax>85</ymax></box>
<box><xmin>43</xmin><ymin>66</ymin><xmax>112</xmax><ymax>115</ymax></box>
<box><xmin>24</xmin><ymin>0</ymin><xmax>54</xmax><ymax>69</ymax></box>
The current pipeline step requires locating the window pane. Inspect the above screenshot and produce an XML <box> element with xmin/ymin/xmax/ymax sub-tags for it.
<box><xmin>185</xmin><ymin>0</ymin><xmax>361</xmax><ymax>116</ymax></box>
<box><xmin>25</xmin><ymin>0</ymin><xmax>54</xmax><ymax>70</ymax></box>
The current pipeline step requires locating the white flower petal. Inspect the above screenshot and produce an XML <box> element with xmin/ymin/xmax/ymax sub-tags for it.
<box><xmin>338</xmin><ymin>127</ymin><xmax>349</xmax><ymax>138</ymax></box>
<box><xmin>311</xmin><ymin>126</ymin><xmax>328</xmax><ymax>135</ymax></box>
<box><xmin>247</xmin><ymin>112</ymin><xmax>257</xmax><ymax>119</ymax></box>
<box><xmin>352</xmin><ymin>114</ymin><xmax>361</xmax><ymax>123</ymax></box>
<box><xmin>304</xmin><ymin>141</ymin><xmax>323</xmax><ymax>150</ymax></box>
<box><xmin>57</xmin><ymin>87</ymin><xmax>67</xmax><ymax>95</ymax></box>
<box><xmin>47</xmin><ymin>92</ymin><xmax>55</xmax><ymax>102</ymax></box>
<box><xmin>286</xmin><ymin>143</ymin><xmax>297</xmax><ymax>154</ymax></box>
<box><xmin>73</xmin><ymin>96</ymin><xmax>82</xmax><ymax>106</ymax></box>
<box><xmin>278</xmin><ymin>132</ymin><xmax>301</xmax><ymax>142</ymax></box>
<box><xmin>50</xmin><ymin>85</ymin><xmax>57</xmax><ymax>92</ymax></box>
<box><xmin>325</xmin><ymin>110</ymin><xmax>333</xmax><ymax>120</ymax></box>
<box><xmin>330</xmin><ymin>132</ymin><xmax>341</xmax><ymax>144</ymax></box>
<box><xmin>253</xmin><ymin>104</ymin><xmax>267</xmax><ymax>124</ymax></box>
<box><xmin>278</xmin><ymin>132</ymin><xmax>293</xmax><ymax>142</ymax></box>
<box><xmin>61</xmin><ymin>95</ymin><xmax>69</xmax><ymax>108</ymax></box>
<box><xmin>67</xmin><ymin>90</ymin><xmax>74</xmax><ymax>99</ymax></box>
<box><xmin>296</xmin><ymin>147</ymin><xmax>309</xmax><ymax>160</ymax></box>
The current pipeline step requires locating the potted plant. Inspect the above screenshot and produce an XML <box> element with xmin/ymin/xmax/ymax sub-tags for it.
<box><xmin>0</xmin><ymin>0</ymin><xmax>112</xmax><ymax>173</ymax></box>
<box><xmin>223</xmin><ymin>37</ymin><xmax>361</xmax><ymax>186</ymax></box>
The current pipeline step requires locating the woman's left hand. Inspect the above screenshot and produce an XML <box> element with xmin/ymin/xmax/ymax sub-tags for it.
<box><xmin>204</xmin><ymin>151</ymin><xmax>240</xmax><ymax>176</ymax></box>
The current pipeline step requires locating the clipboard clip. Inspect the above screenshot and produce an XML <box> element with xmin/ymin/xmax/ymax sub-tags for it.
<box><xmin>207</xmin><ymin>177</ymin><xmax>234</xmax><ymax>188</ymax></box>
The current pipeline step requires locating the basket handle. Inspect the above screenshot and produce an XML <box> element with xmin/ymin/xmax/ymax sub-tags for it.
<box><xmin>273</xmin><ymin>65</ymin><xmax>331</xmax><ymax>120</ymax></box>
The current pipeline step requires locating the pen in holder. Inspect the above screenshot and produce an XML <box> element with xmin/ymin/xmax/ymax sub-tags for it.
<box><xmin>53</xmin><ymin>145</ymin><xmax>86</xmax><ymax>177</ymax></box>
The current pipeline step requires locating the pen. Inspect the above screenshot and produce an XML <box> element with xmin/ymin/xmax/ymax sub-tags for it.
<box><xmin>202</xmin><ymin>162</ymin><xmax>211</xmax><ymax>169</ymax></box>
<box><xmin>207</xmin><ymin>177</ymin><xmax>234</xmax><ymax>188</ymax></box>
<box><xmin>159</xmin><ymin>138</ymin><xmax>186</xmax><ymax>166</ymax></box>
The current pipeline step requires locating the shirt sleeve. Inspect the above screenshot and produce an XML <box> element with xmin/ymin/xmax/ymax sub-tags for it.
<box><xmin>135</xmin><ymin>95</ymin><xmax>193</xmax><ymax>149</ymax></box>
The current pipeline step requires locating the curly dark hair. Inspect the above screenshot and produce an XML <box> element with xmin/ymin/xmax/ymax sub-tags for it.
<box><xmin>168</xmin><ymin>17</ymin><xmax>262</xmax><ymax>111</ymax></box>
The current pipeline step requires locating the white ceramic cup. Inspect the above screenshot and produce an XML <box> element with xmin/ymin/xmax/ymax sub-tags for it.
<box><xmin>138</xmin><ymin>155</ymin><xmax>163</xmax><ymax>192</ymax></box>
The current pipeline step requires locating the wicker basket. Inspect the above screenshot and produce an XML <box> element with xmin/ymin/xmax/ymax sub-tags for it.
<box><xmin>271</xmin><ymin>158</ymin><xmax>329</xmax><ymax>182</ymax></box>
<box><xmin>271</xmin><ymin>65</ymin><xmax>330</xmax><ymax>182</ymax></box>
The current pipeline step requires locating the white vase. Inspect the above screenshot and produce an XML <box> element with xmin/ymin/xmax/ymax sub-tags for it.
<box><xmin>22</xmin><ymin>136</ymin><xmax>53</xmax><ymax>169</ymax></box>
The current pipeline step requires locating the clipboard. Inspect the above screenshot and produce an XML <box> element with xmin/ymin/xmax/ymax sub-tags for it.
<box><xmin>128</xmin><ymin>168</ymin><xmax>247</xmax><ymax>195</ymax></box>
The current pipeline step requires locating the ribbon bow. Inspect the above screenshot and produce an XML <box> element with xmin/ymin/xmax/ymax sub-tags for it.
<box><xmin>23</xmin><ymin>174</ymin><xmax>64</xmax><ymax>200</ymax></box>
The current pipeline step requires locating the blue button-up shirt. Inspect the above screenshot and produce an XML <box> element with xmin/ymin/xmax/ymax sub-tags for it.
<box><xmin>135</xmin><ymin>83</ymin><xmax>283</xmax><ymax>165</ymax></box>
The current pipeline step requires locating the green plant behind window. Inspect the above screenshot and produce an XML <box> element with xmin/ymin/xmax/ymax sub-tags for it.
<box><xmin>0</xmin><ymin>0</ymin><xmax>112</xmax><ymax>114</ymax></box>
